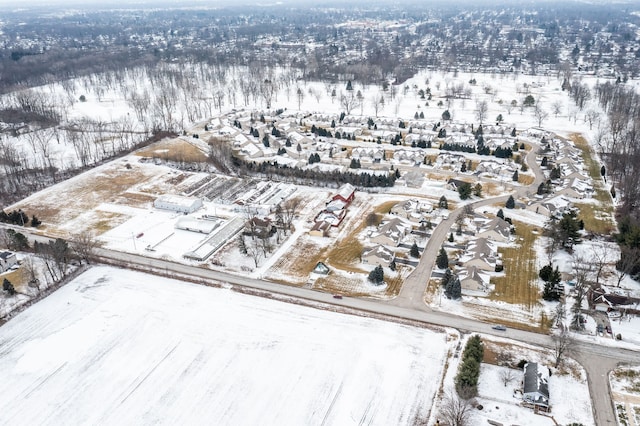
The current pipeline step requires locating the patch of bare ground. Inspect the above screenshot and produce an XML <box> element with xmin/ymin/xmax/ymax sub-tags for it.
<box><xmin>112</xmin><ymin>192</ymin><xmax>156</xmax><ymax>208</ymax></box>
<box><xmin>518</xmin><ymin>174</ymin><xmax>535</xmax><ymax>186</ymax></box>
<box><xmin>481</xmin><ymin>181</ymin><xmax>501</xmax><ymax>196</ymax></box>
<box><xmin>90</xmin><ymin>211</ymin><xmax>130</xmax><ymax>234</ymax></box>
<box><xmin>490</xmin><ymin>221</ymin><xmax>540</xmax><ymax>309</ymax></box>
<box><xmin>464</xmin><ymin>301</ymin><xmax>550</xmax><ymax>333</ymax></box>
<box><xmin>14</xmin><ymin>161</ymin><xmax>161</xmax><ymax>229</ymax></box>
<box><xmin>264</xmin><ymin>238</ymin><xmax>326</xmax><ymax>285</ymax></box>
<box><xmin>135</xmin><ymin>138</ymin><xmax>209</xmax><ymax>163</ymax></box>
<box><xmin>3</xmin><ymin>267</ymin><xmax>27</xmax><ymax>292</ymax></box>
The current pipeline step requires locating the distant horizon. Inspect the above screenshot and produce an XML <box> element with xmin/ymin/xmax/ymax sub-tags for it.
<box><xmin>3</xmin><ymin>0</ymin><xmax>636</xmax><ymax>11</ymax></box>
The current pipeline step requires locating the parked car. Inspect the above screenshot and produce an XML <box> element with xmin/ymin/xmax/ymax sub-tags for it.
<box><xmin>597</xmin><ymin>324</ymin><xmax>604</xmax><ymax>334</ymax></box>
<box><xmin>606</xmin><ymin>325</ymin><xmax>612</xmax><ymax>334</ymax></box>
<box><xmin>333</xmin><ymin>294</ymin><xmax>343</xmax><ymax>299</ymax></box>
<box><xmin>492</xmin><ymin>325</ymin><xmax>507</xmax><ymax>331</ymax></box>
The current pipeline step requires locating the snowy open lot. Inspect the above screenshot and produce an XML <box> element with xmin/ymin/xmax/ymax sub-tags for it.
<box><xmin>0</xmin><ymin>266</ymin><xmax>448</xmax><ymax>425</ymax></box>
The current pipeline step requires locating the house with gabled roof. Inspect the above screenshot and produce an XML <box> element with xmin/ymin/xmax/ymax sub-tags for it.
<box><xmin>332</xmin><ymin>183</ymin><xmax>356</xmax><ymax>204</ymax></box>
<box><xmin>390</xmin><ymin>199</ymin><xmax>433</xmax><ymax>221</ymax></box>
<box><xmin>361</xmin><ymin>245</ymin><xmax>394</xmax><ymax>266</ymax></box>
<box><xmin>523</xmin><ymin>362</ymin><xmax>550</xmax><ymax>411</ymax></box>
<box><xmin>459</xmin><ymin>238</ymin><xmax>499</xmax><ymax>272</ymax></box>
<box><xmin>370</xmin><ymin>217</ymin><xmax>411</xmax><ymax>247</ymax></box>
<box><xmin>477</xmin><ymin>218</ymin><xmax>512</xmax><ymax>242</ymax></box>
<box><xmin>458</xmin><ymin>266</ymin><xmax>490</xmax><ymax>292</ymax></box>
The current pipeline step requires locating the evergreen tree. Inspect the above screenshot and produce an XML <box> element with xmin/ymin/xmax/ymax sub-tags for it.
<box><xmin>497</xmin><ymin>209</ymin><xmax>504</xmax><ymax>220</ymax></box>
<box><xmin>505</xmin><ymin>195</ymin><xmax>515</xmax><ymax>209</ymax></box>
<box><xmin>436</xmin><ymin>247</ymin><xmax>449</xmax><ymax>269</ymax></box>
<box><xmin>346</xmin><ymin>80</ymin><xmax>353</xmax><ymax>91</ymax></box>
<box><xmin>441</xmin><ymin>110</ymin><xmax>451</xmax><ymax>121</ymax></box>
<box><xmin>331</xmin><ymin>119</ymin><xmax>336</xmax><ymax>128</ymax></box>
<box><xmin>461</xmin><ymin>162</ymin><xmax>467</xmax><ymax>172</ymax></box>
<box><xmin>31</xmin><ymin>215</ymin><xmax>41</xmax><ymax>227</ymax></box>
<box><xmin>473</xmin><ymin>183</ymin><xmax>483</xmax><ymax>197</ymax></box>
<box><xmin>368</xmin><ymin>265</ymin><xmax>384</xmax><ymax>285</ymax></box>
<box><xmin>512</xmin><ymin>170</ymin><xmax>519</xmax><ymax>182</ymax></box>
<box><xmin>441</xmin><ymin>267</ymin><xmax>453</xmax><ymax>288</ymax></box>
<box><xmin>523</xmin><ymin>95</ymin><xmax>535</xmax><ymax>106</ymax></box>
<box><xmin>2</xmin><ymin>278</ymin><xmax>15</xmax><ymax>295</ymax></box>
<box><xmin>439</xmin><ymin>196</ymin><xmax>449</xmax><ymax>209</ymax></box>
<box><xmin>389</xmin><ymin>259</ymin><xmax>396</xmax><ymax>271</ymax></box>
<box><xmin>458</xmin><ymin>182</ymin><xmax>473</xmax><ymax>200</ymax></box>
<box><xmin>410</xmin><ymin>242</ymin><xmax>420</xmax><ymax>258</ymax></box>
<box><xmin>511</xmin><ymin>127</ymin><xmax>517</xmax><ymax>137</ymax></box>
<box><xmin>445</xmin><ymin>275</ymin><xmax>462</xmax><ymax>299</ymax></box>
<box><xmin>539</xmin><ymin>263</ymin><xmax>553</xmax><ymax>282</ymax></box>
<box><xmin>449</xmin><ymin>232</ymin><xmax>454</xmax><ymax>242</ymax></box>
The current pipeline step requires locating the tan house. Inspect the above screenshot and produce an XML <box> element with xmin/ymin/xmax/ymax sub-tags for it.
<box><xmin>370</xmin><ymin>217</ymin><xmax>411</xmax><ymax>247</ymax></box>
<box><xmin>361</xmin><ymin>245</ymin><xmax>395</xmax><ymax>266</ymax></box>
<box><xmin>477</xmin><ymin>218</ymin><xmax>511</xmax><ymax>242</ymax></box>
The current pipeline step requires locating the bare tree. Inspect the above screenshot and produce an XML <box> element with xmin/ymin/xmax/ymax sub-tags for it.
<box><xmin>552</xmin><ymin>328</ymin><xmax>574</xmax><ymax>368</ymax></box>
<box><xmin>534</xmin><ymin>103</ymin><xmax>549</xmax><ymax>127</ymax></box>
<box><xmin>584</xmin><ymin>109</ymin><xmax>599</xmax><ymax>130</ymax></box>
<box><xmin>615</xmin><ymin>246</ymin><xmax>640</xmax><ymax>287</ymax></box>
<box><xmin>499</xmin><ymin>369</ymin><xmax>515</xmax><ymax>387</ymax></box>
<box><xmin>70</xmin><ymin>231</ymin><xmax>102</xmax><ymax>264</ymax></box>
<box><xmin>246</xmin><ymin>238</ymin><xmax>263</xmax><ymax>268</ymax></box>
<box><xmin>22</xmin><ymin>255</ymin><xmax>40</xmax><ymax>294</ymax></box>
<box><xmin>475</xmin><ymin>100</ymin><xmax>488</xmax><ymax>124</ymax></box>
<box><xmin>296</xmin><ymin>86</ymin><xmax>305</xmax><ymax>110</ymax></box>
<box><xmin>275</xmin><ymin>197</ymin><xmax>302</xmax><ymax>233</ymax></box>
<box><xmin>439</xmin><ymin>389</ymin><xmax>473</xmax><ymax>426</ymax></box>
<box><xmin>589</xmin><ymin>244</ymin><xmax>610</xmax><ymax>287</ymax></box>
<box><xmin>551</xmin><ymin>100</ymin><xmax>563</xmax><ymax>117</ymax></box>
<box><xmin>340</xmin><ymin>92</ymin><xmax>361</xmax><ymax>115</ymax></box>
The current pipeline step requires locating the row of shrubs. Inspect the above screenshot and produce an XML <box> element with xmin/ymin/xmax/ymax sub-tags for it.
<box><xmin>455</xmin><ymin>335</ymin><xmax>484</xmax><ymax>398</ymax></box>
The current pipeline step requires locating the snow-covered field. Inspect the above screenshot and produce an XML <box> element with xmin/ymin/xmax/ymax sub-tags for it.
<box><xmin>0</xmin><ymin>266</ymin><xmax>448</xmax><ymax>425</ymax></box>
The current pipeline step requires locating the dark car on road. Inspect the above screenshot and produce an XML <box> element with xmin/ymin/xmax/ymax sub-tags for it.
<box><xmin>492</xmin><ymin>325</ymin><xmax>507</xmax><ymax>331</ymax></box>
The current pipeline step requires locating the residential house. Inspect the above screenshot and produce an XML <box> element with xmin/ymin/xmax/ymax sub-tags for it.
<box><xmin>314</xmin><ymin>209</ymin><xmax>346</xmax><ymax>227</ymax></box>
<box><xmin>390</xmin><ymin>199</ymin><xmax>433</xmax><ymax>221</ymax></box>
<box><xmin>446</xmin><ymin>178</ymin><xmax>473</xmax><ymax>192</ymax></box>
<box><xmin>459</xmin><ymin>238</ymin><xmax>499</xmax><ymax>272</ymax></box>
<box><xmin>247</xmin><ymin>217</ymin><xmax>275</xmax><ymax>238</ymax></box>
<box><xmin>523</xmin><ymin>362</ymin><xmax>550</xmax><ymax>411</ymax></box>
<box><xmin>0</xmin><ymin>251</ymin><xmax>17</xmax><ymax>273</ymax></box>
<box><xmin>370</xmin><ymin>217</ymin><xmax>411</xmax><ymax>247</ymax></box>
<box><xmin>402</xmin><ymin>171</ymin><xmax>426</xmax><ymax>189</ymax></box>
<box><xmin>476</xmin><ymin>218</ymin><xmax>512</xmax><ymax>243</ymax></box>
<box><xmin>458</xmin><ymin>266</ymin><xmax>490</xmax><ymax>292</ymax></box>
<box><xmin>361</xmin><ymin>245</ymin><xmax>395</xmax><ymax>266</ymax></box>
<box><xmin>590</xmin><ymin>287</ymin><xmax>636</xmax><ymax>312</ymax></box>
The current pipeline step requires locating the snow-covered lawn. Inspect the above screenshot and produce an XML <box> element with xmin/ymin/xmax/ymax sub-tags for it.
<box><xmin>0</xmin><ymin>266</ymin><xmax>448</xmax><ymax>425</ymax></box>
<box><xmin>476</xmin><ymin>363</ymin><xmax>593</xmax><ymax>426</ymax></box>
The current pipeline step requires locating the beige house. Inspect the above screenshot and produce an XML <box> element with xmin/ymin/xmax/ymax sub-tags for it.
<box><xmin>361</xmin><ymin>245</ymin><xmax>394</xmax><ymax>266</ymax></box>
<box><xmin>370</xmin><ymin>217</ymin><xmax>411</xmax><ymax>247</ymax></box>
